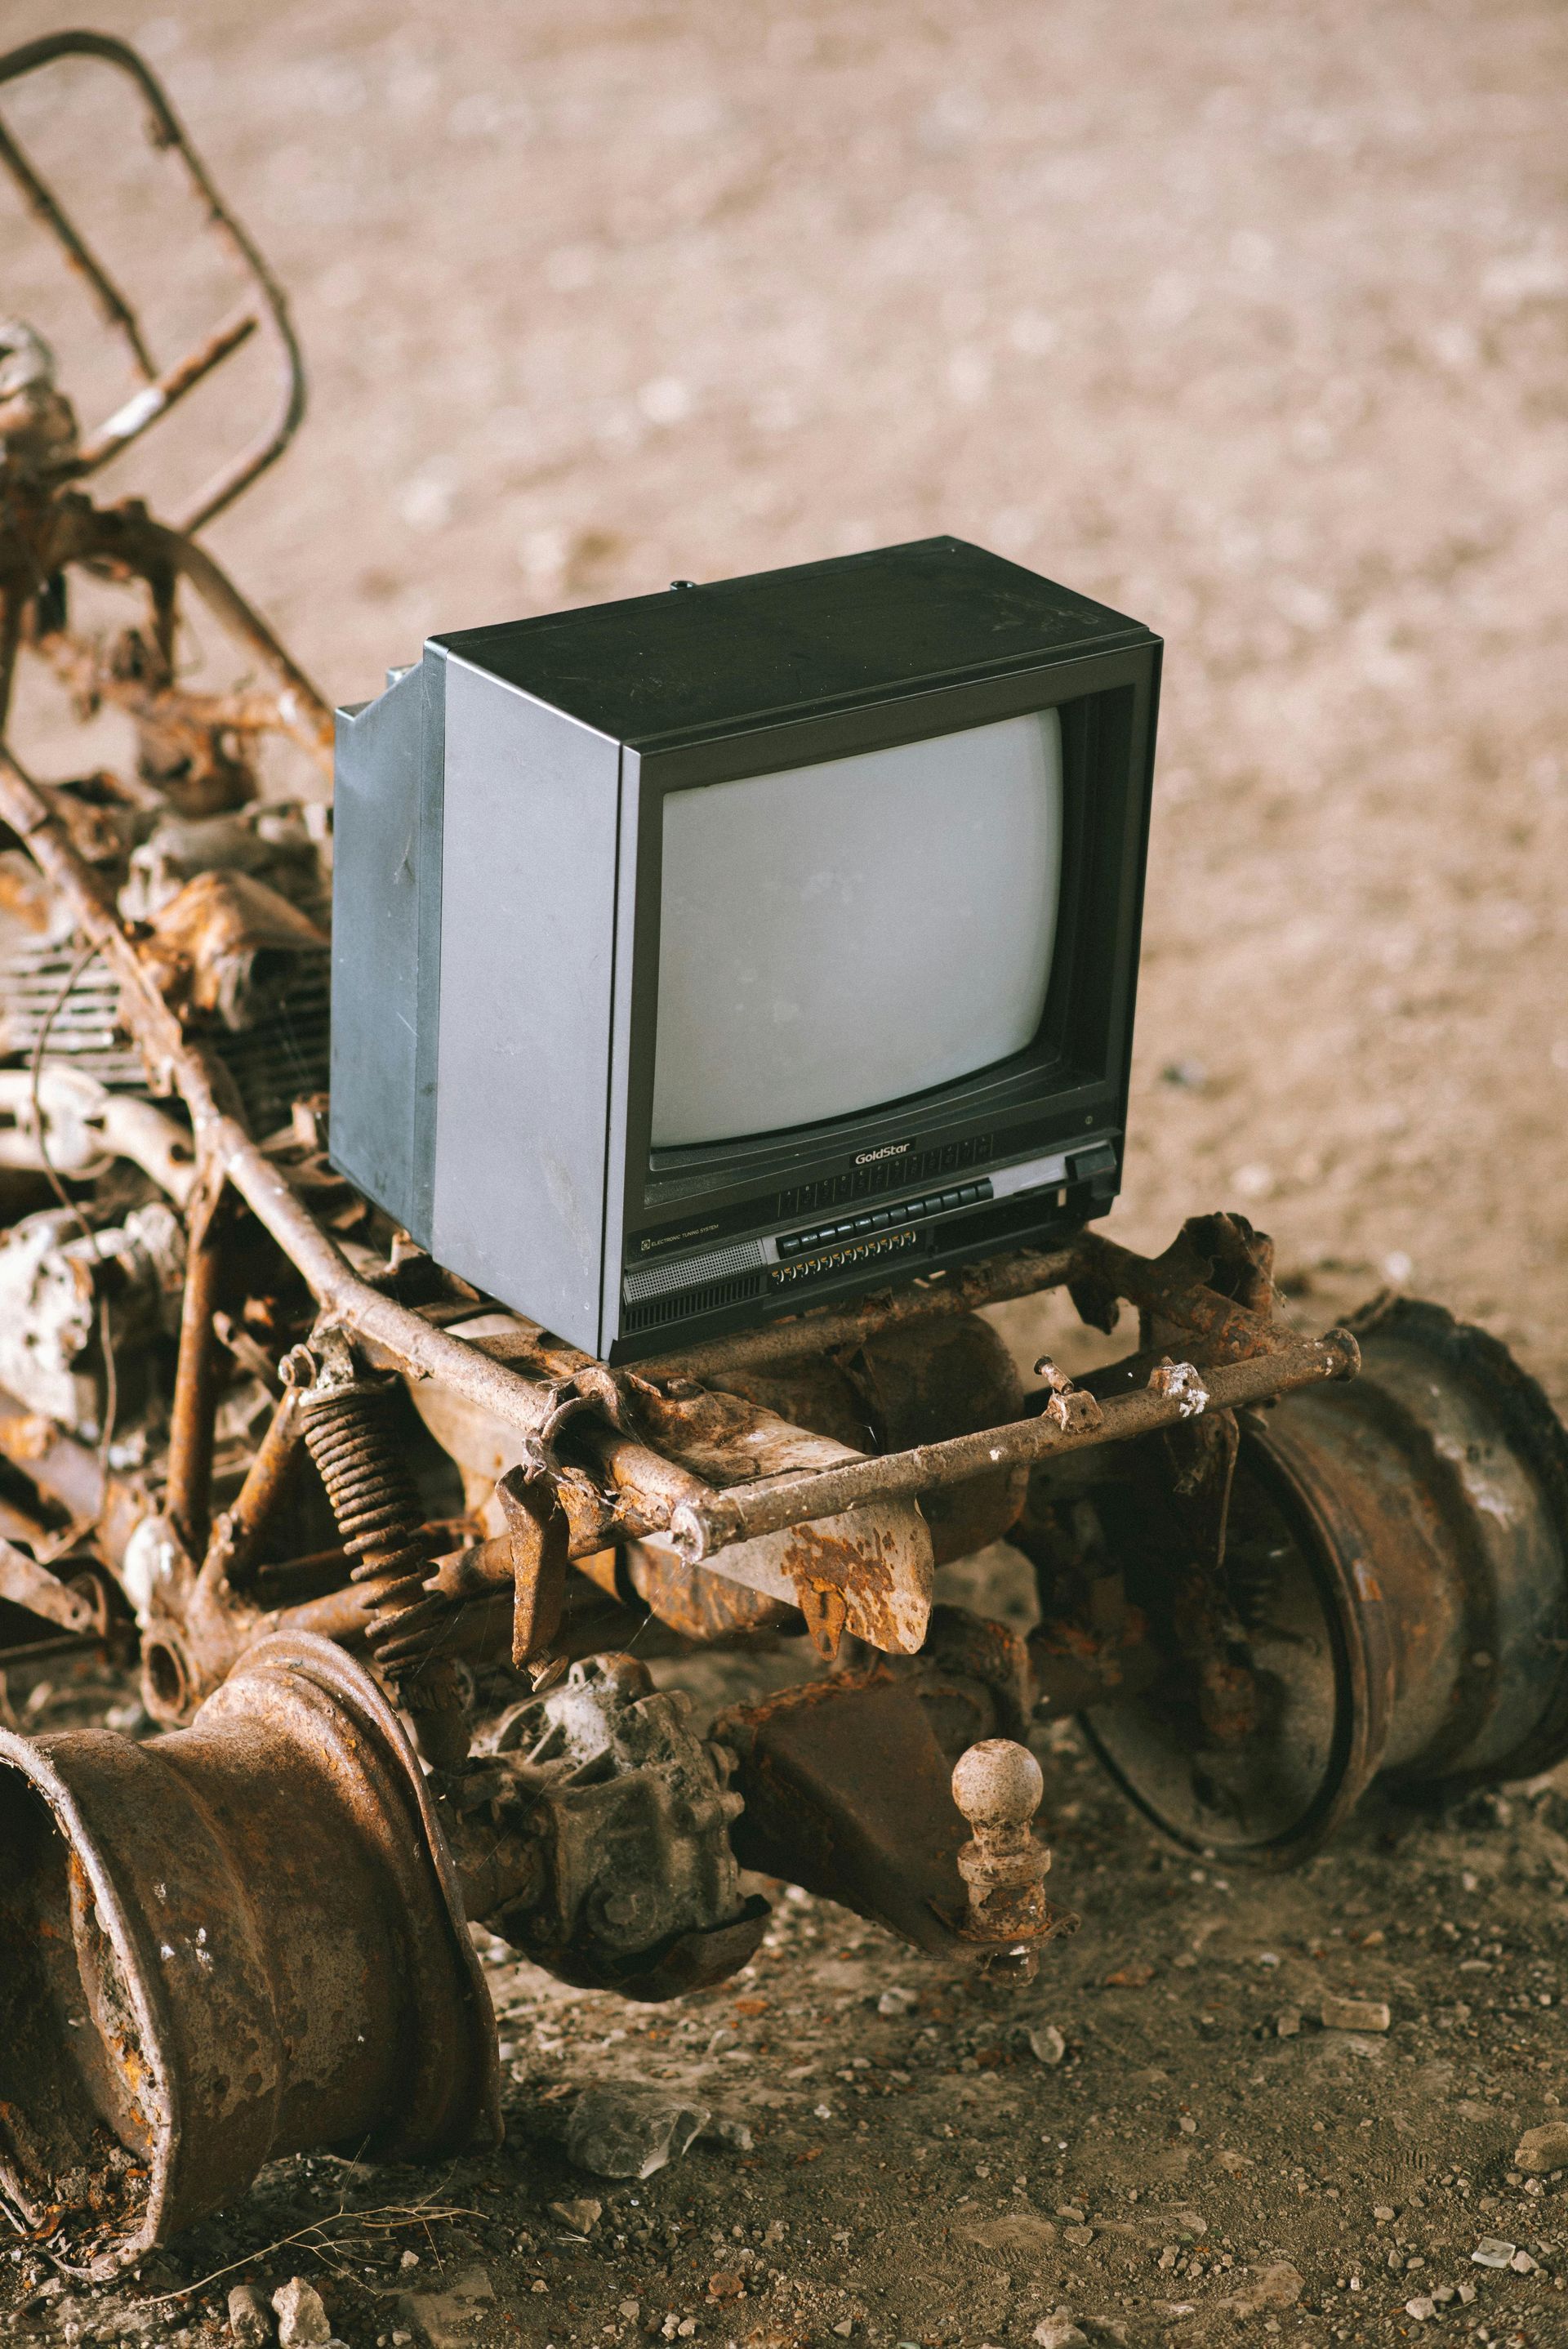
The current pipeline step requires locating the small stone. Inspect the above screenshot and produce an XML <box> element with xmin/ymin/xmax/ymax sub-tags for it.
<box><xmin>1321</xmin><ymin>1996</ymin><xmax>1391</xmax><ymax>2032</ymax></box>
<box><xmin>548</xmin><ymin>2199</ymin><xmax>602</xmax><ymax>2235</ymax></box>
<box><xmin>399</xmin><ymin>2251</ymin><xmax>420</xmax><ymax>2271</ymax></box>
<box><xmin>1025</xmin><ymin>2025</ymin><xmax>1066</xmax><ymax>2066</ymax></box>
<box><xmin>1512</xmin><ymin>2249</ymin><xmax>1538</xmax><ymax>2274</ymax></box>
<box><xmin>619</xmin><ymin>2304</ymin><xmax>640</xmax><ymax>2321</ymax></box>
<box><xmin>876</xmin><ymin>1986</ymin><xmax>918</xmax><ymax>2017</ymax></box>
<box><xmin>1516</xmin><ymin>2123</ymin><xmax>1568</xmax><ymax>2173</ymax></box>
<box><xmin>1063</xmin><ymin>2226</ymin><xmax>1095</xmax><ymax>2249</ymax></box>
<box><xmin>708</xmin><ymin>2273</ymin><xmax>744</xmax><ymax>2301</ymax></box>
<box><xmin>565</xmin><ymin>2083</ymin><xmax>710</xmax><ymax>2180</ymax></box>
<box><xmin>1275</xmin><ymin>2009</ymin><xmax>1301</xmax><ymax>2038</ymax></box>
<box><xmin>1373</xmin><ymin>2206</ymin><xmax>1396</xmax><ymax>2222</ymax></box>
<box><xmin>1472</xmin><ymin>2238</ymin><xmax>1517</xmax><ymax>2268</ymax></box>
<box><xmin>1218</xmin><ymin>2262</ymin><xmax>1304</xmax><ymax>2315</ymax></box>
<box><xmin>1405</xmin><ymin>2297</ymin><xmax>1436</xmax><ymax>2322</ymax></box>
<box><xmin>1031</xmin><ymin>2324</ymin><xmax>1088</xmax><ymax>2349</ymax></box>
<box><xmin>700</xmin><ymin>2111</ymin><xmax>755</xmax><ymax>2153</ymax></box>
<box><xmin>228</xmin><ymin>2284</ymin><xmax>275</xmax><ymax>2347</ymax></box>
<box><xmin>1458</xmin><ymin>2281</ymin><xmax>1477</xmax><ymax>2304</ymax></box>
<box><xmin>271</xmin><ymin>2280</ymin><xmax>332</xmax><ymax>2349</ymax></box>
<box><xmin>392</xmin><ymin>2336</ymin><xmax>412</xmax><ymax>2347</ymax></box>
<box><xmin>960</xmin><ymin>2215</ymin><xmax>1058</xmax><ymax>2258</ymax></box>
<box><xmin>832</xmin><ymin>2324</ymin><xmax>854</xmax><ymax>2339</ymax></box>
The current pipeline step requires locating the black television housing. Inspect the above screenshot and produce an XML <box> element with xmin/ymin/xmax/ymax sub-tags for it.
<box><xmin>329</xmin><ymin>537</ymin><xmax>1160</xmax><ymax>1362</ymax></box>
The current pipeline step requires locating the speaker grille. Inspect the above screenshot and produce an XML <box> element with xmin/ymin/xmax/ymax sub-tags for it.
<box><xmin>623</xmin><ymin>1237</ymin><xmax>767</xmax><ymax>1304</ymax></box>
<box><xmin>623</xmin><ymin>1269</ymin><xmax>766</xmax><ymax>1335</ymax></box>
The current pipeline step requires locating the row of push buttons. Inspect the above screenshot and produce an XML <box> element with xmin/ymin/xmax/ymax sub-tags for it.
<box><xmin>769</xmin><ymin>1227</ymin><xmax>922</xmax><ymax>1286</ymax></box>
<box><xmin>775</xmin><ymin>1179</ymin><xmax>990</xmax><ymax>1260</ymax></box>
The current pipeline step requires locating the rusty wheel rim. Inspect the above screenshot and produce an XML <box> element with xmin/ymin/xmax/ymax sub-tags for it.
<box><xmin>1080</xmin><ymin>1425</ymin><xmax>1382</xmax><ymax>1866</ymax></box>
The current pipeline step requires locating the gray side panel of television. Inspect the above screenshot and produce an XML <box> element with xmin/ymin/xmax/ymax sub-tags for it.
<box><xmin>330</xmin><ymin>650</ymin><xmax>621</xmax><ymax>1347</ymax></box>
<box><xmin>330</xmin><ymin>658</ymin><xmax>437</xmax><ymax>1243</ymax></box>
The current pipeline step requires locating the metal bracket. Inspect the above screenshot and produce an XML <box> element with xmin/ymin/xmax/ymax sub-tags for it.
<box><xmin>496</xmin><ymin>1464</ymin><xmax>571</xmax><ymax>1671</ymax></box>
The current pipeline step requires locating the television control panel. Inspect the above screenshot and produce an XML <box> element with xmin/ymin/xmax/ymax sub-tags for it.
<box><xmin>619</xmin><ymin>1138</ymin><xmax>1119</xmax><ymax>1338</ymax></box>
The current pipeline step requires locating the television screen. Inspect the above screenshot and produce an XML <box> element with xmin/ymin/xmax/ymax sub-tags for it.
<box><xmin>651</xmin><ymin>706</ymin><xmax>1063</xmax><ymax>1148</ymax></box>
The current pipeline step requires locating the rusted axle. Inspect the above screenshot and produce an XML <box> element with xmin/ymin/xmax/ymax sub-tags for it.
<box><xmin>665</xmin><ymin>1328</ymin><xmax>1359</xmax><ymax>1560</ymax></box>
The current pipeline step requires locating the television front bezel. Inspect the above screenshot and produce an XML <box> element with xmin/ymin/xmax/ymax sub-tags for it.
<box><xmin>604</xmin><ymin>635</ymin><xmax>1159</xmax><ymax>1321</ymax></box>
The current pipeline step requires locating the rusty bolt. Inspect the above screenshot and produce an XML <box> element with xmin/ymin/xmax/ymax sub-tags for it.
<box><xmin>1148</xmin><ymin>1359</ymin><xmax>1209</xmax><ymax>1418</ymax></box>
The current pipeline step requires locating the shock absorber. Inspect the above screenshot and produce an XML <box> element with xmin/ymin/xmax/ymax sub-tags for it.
<box><xmin>284</xmin><ymin>1338</ymin><xmax>470</xmax><ymax>1766</ymax></box>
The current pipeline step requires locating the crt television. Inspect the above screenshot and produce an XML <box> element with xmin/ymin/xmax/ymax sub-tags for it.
<box><xmin>329</xmin><ymin>537</ymin><xmax>1160</xmax><ymax>1362</ymax></box>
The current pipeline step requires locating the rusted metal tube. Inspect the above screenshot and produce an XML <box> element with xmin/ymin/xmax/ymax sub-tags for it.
<box><xmin>71</xmin><ymin>307</ymin><xmax>260</xmax><ymax>475</ymax></box>
<box><xmin>0</xmin><ymin>114</ymin><xmax>156</xmax><ymax>375</ymax></box>
<box><xmin>568</xmin><ymin>1413</ymin><xmax>726</xmax><ymax>1542</ymax></box>
<box><xmin>273</xmin><ymin>1580</ymin><xmax>380</xmax><ymax>1643</ymax></box>
<box><xmin>0</xmin><ymin>1540</ymin><xmax>97</xmax><ymax>1635</ymax></box>
<box><xmin>670</xmin><ymin>1331</ymin><xmax>1361</xmax><ymax>1561</ymax></box>
<box><xmin>195</xmin><ymin>1387</ymin><xmax>301</xmax><ymax>1597</ymax></box>
<box><xmin>0</xmin><ymin>29</ymin><xmax>310</xmax><ymax>537</ymax></box>
<box><xmin>163</xmin><ymin>1206</ymin><xmax>223</xmax><ymax>1558</ymax></box>
<box><xmin>22</xmin><ymin>510</ymin><xmax>332</xmax><ymax>769</ymax></box>
<box><xmin>1078</xmin><ymin>1230</ymin><xmax>1290</xmax><ymax>1360</ymax></box>
<box><xmin>151</xmin><ymin>524</ymin><xmax>331</xmax><ymax>763</ymax></box>
<box><xmin>641</xmin><ymin>1243</ymin><xmax>1083</xmax><ymax>1381</ymax></box>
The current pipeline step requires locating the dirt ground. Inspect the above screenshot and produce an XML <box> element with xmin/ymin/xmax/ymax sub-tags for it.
<box><xmin>2</xmin><ymin>1</ymin><xmax>1567</xmax><ymax>2345</ymax></box>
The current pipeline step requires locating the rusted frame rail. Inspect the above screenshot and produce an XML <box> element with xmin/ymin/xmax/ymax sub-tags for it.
<box><xmin>0</xmin><ymin>488</ymin><xmax>334</xmax><ymax>767</ymax></box>
<box><xmin>0</xmin><ymin>29</ymin><xmax>307</xmax><ymax>531</ymax></box>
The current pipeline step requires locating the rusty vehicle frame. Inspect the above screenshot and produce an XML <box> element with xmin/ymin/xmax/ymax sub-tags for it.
<box><xmin>2</xmin><ymin>32</ymin><xmax>1566</xmax><ymax>2279</ymax></box>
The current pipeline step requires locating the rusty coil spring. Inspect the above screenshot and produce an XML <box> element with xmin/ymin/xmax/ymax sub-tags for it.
<box><xmin>297</xmin><ymin>1378</ymin><xmax>434</xmax><ymax>1659</ymax></box>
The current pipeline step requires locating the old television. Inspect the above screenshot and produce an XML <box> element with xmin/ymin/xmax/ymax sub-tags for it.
<box><xmin>329</xmin><ymin>537</ymin><xmax>1160</xmax><ymax>1362</ymax></box>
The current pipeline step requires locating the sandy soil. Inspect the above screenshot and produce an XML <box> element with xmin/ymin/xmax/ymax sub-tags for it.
<box><xmin>2</xmin><ymin>2</ymin><xmax>1567</xmax><ymax>2345</ymax></box>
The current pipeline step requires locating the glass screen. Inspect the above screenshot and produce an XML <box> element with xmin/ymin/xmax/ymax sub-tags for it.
<box><xmin>651</xmin><ymin>707</ymin><xmax>1062</xmax><ymax>1149</ymax></box>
